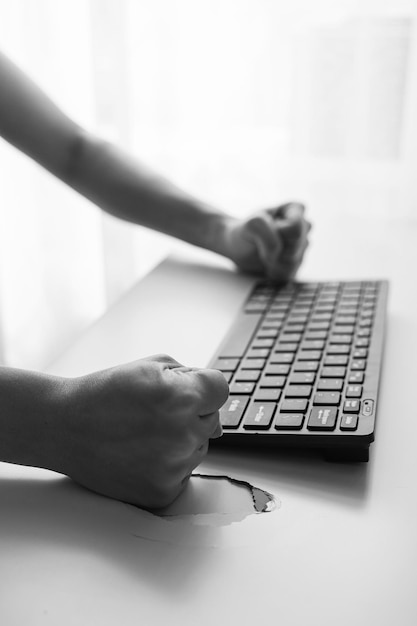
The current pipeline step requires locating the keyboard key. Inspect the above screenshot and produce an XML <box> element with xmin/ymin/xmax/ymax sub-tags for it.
<box><xmin>256</xmin><ymin>388</ymin><xmax>282</xmax><ymax>401</ymax></box>
<box><xmin>280</xmin><ymin>399</ymin><xmax>309</xmax><ymax>413</ymax></box>
<box><xmin>346</xmin><ymin>385</ymin><xmax>362</xmax><ymax>398</ymax></box>
<box><xmin>270</xmin><ymin>353</ymin><xmax>294</xmax><ymax>364</ymax></box>
<box><xmin>264</xmin><ymin>364</ymin><xmax>290</xmax><ymax>376</ymax></box>
<box><xmin>294</xmin><ymin>360</ymin><xmax>319</xmax><ymax>372</ymax></box>
<box><xmin>317</xmin><ymin>378</ymin><xmax>344</xmax><ymax>391</ymax></box>
<box><xmin>270</xmin><ymin>303</ymin><xmax>290</xmax><ymax>313</ymax></box>
<box><xmin>355</xmin><ymin>337</ymin><xmax>369</xmax><ymax>348</ymax></box>
<box><xmin>220</xmin><ymin>396</ymin><xmax>249</xmax><ymax>428</ymax></box>
<box><xmin>305</xmin><ymin>331</ymin><xmax>327</xmax><ymax>340</ymax></box>
<box><xmin>241</xmin><ymin>358</ymin><xmax>266</xmax><ymax>369</ymax></box>
<box><xmin>343</xmin><ymin>399</ymin><xmax>361</xmax><ymax>413</ymax></box>
<box><xmin>257</xmin><ymin>328</ymin><xmax>279</xmax><ymax>338</ymax></box>
<box><xmin>285</xmin><ymin>385</ymin><xmax>312</xmax><ymax>398</ymax></box>
<box><xmin>321</xmin><ymin>366</ymin><xmax>346</xmax><ymax>378</ymax></box>
<box><xmin>264</xmin><ymin>313</ymin><xmax>285</xmax><ymax>323</ymax></box>
<box><xmin>335</xmin><ymin>316</ymin><xmax>356</xmax><ymax>325</ymax></box>
<box><xmin>275</xmin><ymin>413</ymin><xmax>305</xmax><ymax>430</ymax></box>
<box><xmin>310</xmin><ymin>313</ymin><xmax>332</xmax><ymax>322</ymax></box>
<box><xmin>243</xmin><ymin>402</ymin><xmax>276</xmax><ymax>429</ymax></box>
<box><xmin>213</xmin><ymin>358</ymin><xmax>240</xmax><ymax>371</ymax></box>
<box><xmin>274</xmin><ymin>342</ymin><xmax>299</xmax><ymax>352</ymax></box>
<box><xmin>313</xmin><ymin>306</ymin><xmax>335</xmax><ymax>314</ymax></box>
<box><xmin>329</xmin><ymin>335</ymin><xmax>352</xmax><ymax>345</ymax></box>
<box><xmin>326</xmin><ymin>345</ymin><xmax>350</xmax><ymax>354</ymax></box>
<box><xmin>307</xmin><ymin>407</ymin><xmax>338</xmax><ymax>430</ymax></box>
<box><xmin>235</xmin><ymin>370</ymin><xmax>260</xmax><ymax>382</ymax></box>
<box><xmin>301</xmin><ymin>340</ymin><xmax>326</xmax><ymax>350</ymax></box>
<box><xmin>313</xmin><ymin>392</ymin><xmax>341</xmax><ymax>405</ymax></box>
<box><xmin>340</xmin><ymin>414</ymin><xmax>359</xmax><ymax>430</ymax></box>
<box><xmin>230</xmin><ymin>382</ymin><xmax>255</xmax><ymax>394</ymax></box>
<box><xmin>260</xmin><ymin>375</ymin><xmax>286</xmax><ymax>388</ymax></box>
<box><xmin>249</xmin><ymin>294</ymin><xmax>270</xmax><ymax>302</ymax></box>
<box><xmin>246</xmin><ymin>348</ymin><xmax>270</xmax><ymax>359</ymax></box>
<box><xmin>307</xmin><ymin>322</ymin><xmax>331</xmax><ymax>331</ymax></box>
<box><xmin>332</xmin><ymin>325</ymin><xmax>355</xmax><ymax>335</ymax></box>
<box><xmin>262</xmin><ymin>314</ymin><xmax>284</xmax><ymax>324</ymax></box>
<box><xmin>283</xmin><ymin>324</ymin><xmax>305</xmax><ymax>333</ymax></box>
<box><xmin>288</xmin><ymin>372</ymin><xmax>315</xmax><ymax>385</ymax></box>
<box><xmin>244</xmin><ymin>302</ymin><xmax>268</xmax><ymax>313</ymax></box>
<box><xmin>337</xmin><ymin>302</ymin><xmax>359</xmax><ymax>315</ymax></box>
<box><xmin>287</xmin><ymin>316</ymin><xmax>308</xmax><ymax>325</ymax></box>
<box><xmin>280</xmin><ymin>333</ymin><xmax>302</xmax><ymax>343</ymax></box>
<box><xmin>348</xmin><ymin>371</ymin><xmax>364</xmax><ymax>384</ymax></box>
<box><xmin>351</xmin><ymin>360</ymin><xmax>366</xmax><ymax>370</ymax></box>
<box><xmin>324</xmin><ymin>355</ymin><xmax>349</xmax><ymax>366</ymax></box>
<box><xmin>221</xmin><ymin>371</ymin><xmax>233</xmax><ymax>383</ymax></box>
<box><xmin>252</xmin><ymin>338</ymin><xmax>275</xmax><ymax>349</ymax></box>
<box><xmin>353</xmin><ymin>348</ymin><xmax>368</xmax><ymax>359</ymax></box>
<box><xmin>298</xmin><ymin>350</ymin><xmax>322</xmax><ymax>361</ymax></box>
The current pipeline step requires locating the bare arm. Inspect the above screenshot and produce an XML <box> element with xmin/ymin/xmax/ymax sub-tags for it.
<box><xmin>0</xmin><ymin>358</ymin><xmax>228</xmax><ymax>509</ymax></box>
<box><xmin>0</xmin><ymin>50</ymin><xmax>226</xmax><ymax>251</ymax></box>
<box><xmin>0</xmin><ymin>49</ymin><xmax>310</xmax><ymax>279</ymax></box>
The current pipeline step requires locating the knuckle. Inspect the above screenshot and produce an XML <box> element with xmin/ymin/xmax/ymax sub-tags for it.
<box><xmin>152</xmin><ymin>353</ymin><xmax>180</xmax><ymax>366</ymax></box>
<box><xmin>168</xmin><ymin>375</ymin><xmax>198</xmax><ymax>405</ymax></box>
<box><xmin>247</xmin><ymin>215</ymin><xmax>267</xmax><ymax>232</ymax></box>
<box><xmin>198</xmin><ymin>370</ymin><xmax>229</xmax><ymax>408</ymax></box>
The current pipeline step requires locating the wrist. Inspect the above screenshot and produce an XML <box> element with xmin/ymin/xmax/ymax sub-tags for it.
<box><xmin>199</xmin><ymin>211</ymin><xmax>237</xmax><ymax>257</ymax></box>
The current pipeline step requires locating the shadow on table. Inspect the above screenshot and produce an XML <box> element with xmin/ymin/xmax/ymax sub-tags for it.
<box><xmin>0</xmin><ymin>474</ymin><xmax>228</xmax><ymax>595</ymax></box>
<box><xmin>207</xmin><ymin>444</ymin><xmax>372</xmax><ymax>508</ymax></box>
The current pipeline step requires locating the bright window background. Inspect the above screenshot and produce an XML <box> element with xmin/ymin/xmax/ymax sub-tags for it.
<box><xmin>0</xmin><ymin>0</ymin><xmax>416</xmax><ymax>369</ymax></box>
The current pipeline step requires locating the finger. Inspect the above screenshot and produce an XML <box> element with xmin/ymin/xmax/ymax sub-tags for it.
<box><xmin>211</xmin><ymin>419</ymin><xmax>223</xmax><ymax>439</ymax></box>
<box><xmin>198</xmin><ymin>410</ymin><xmax>223</xmax><ymax>440</ymax></box>
<box><xmin>265</xmin><ymin>215</ymin><xmax>310</xmax><ymax>273</ymax></box>
<box><xmin>182</xmin><ymin>441</ymin><xmax>210</xmax><ymax>483</ymax></box>
<box><xmin>148</xmin><ymin>353</ymin><xmax>183</xmax><ymax>368</ymax></box>
<box><xmin>278</xmin><ymin>214</ymin><xmax>309</xmax><ymax>244</ymax></box>
<box><xmin>268</xmin><ymin>202</ymin><xmax>305</xmax><ymax>220</ymax></box>
<box><xmin>276</xmin><ymin>240</ymin><xmax>307</xmax><ymax>273</ymax></box>
<box><xmin>246</xmin><ymin>214</ymin><xmax>283</xmax><ymax>270</ymax></box>
<box><xmin>279</xmin><ymin>247</ymin><xmax>307</xmax><ymax>281</ymax></box>
<box><xmin>280</xmin><ymin>235</ymin><xmax>310</xmax><ymax>264</ymax></box>
<box><xmin>278</xmin><ymin>220</ymin><xmax>310</xmax><ymax>266</ymax></box>
<box><xmin>246</xmin><ymin>214</ymin><xmax>282</xmax><ymax>258</ymax></box>
<box><xmin>257</xmin><ymin>225</ymin><xmax>308</xmax><ymax>281</ymax></box>
<box><xmin>263</xmin><ymin>245</ymin><xmax>305</xmax><ymax>282</ymax></box>
<box><xmin>190</xmin><ymin>368</ymin><xmax>230</xmax><ymax>415</ymax></box>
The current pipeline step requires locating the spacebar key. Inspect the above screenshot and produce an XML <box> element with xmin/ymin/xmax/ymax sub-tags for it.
<box><xmin>217</xmin><ymin>313</ymin><xmax>262</xmax><ymax>358</ymax></box>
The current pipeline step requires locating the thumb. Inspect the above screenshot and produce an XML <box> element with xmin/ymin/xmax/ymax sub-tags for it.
<box><xmin>246</xmin><ymin>215</ymin><xmax>283</xmax><ymax>266</ymax></box>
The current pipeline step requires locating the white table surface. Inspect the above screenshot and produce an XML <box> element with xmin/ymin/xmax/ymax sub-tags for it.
<box><xmin>1</xmin><ymin>214</ymin><xmax>416</xmax><ymax>626</ymax></box>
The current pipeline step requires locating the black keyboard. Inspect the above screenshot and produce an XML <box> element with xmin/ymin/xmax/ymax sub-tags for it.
<box><xmin>209</xmin><ymin>280</ymin><xmax>388</xmax><ymax>462</ymax></box>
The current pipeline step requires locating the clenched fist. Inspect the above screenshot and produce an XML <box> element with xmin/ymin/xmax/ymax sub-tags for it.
<box><xmin>217</xmin><ymin>202</ymin><xmax>311</xmax><ymax>281</ymax></box>
<box><xmin>58</xmin><ymin>355</ymin><xmax>229</xmax><ymax>509</ymax></box>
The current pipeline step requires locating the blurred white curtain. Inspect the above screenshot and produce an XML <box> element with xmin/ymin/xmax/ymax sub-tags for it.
<box><xmin>0</xmin><ymin>0</ymin><xmax>416</xmax><ymax>370</ymax></box>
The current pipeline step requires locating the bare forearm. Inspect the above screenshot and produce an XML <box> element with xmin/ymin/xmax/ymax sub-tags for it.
<box><xmin>0</xmin><ymin>51</ymin><xmax>232</xmax><ymax>253</ymax></box>
<box><xmin>0</xmin><ymin>367</ymin><xmax>70</xmax><ymax>473</ymax></box>
<box><xmin>67</xmin><ymin>134</ymin><xmax>231</xmax><ymax>252</ymax></box>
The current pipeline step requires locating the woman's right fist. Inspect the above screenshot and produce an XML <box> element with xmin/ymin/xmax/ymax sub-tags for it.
<box><xmin>58</xmin><ymin>354</ymin><xmax>229</xmax><ymax>509</ymax></box>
